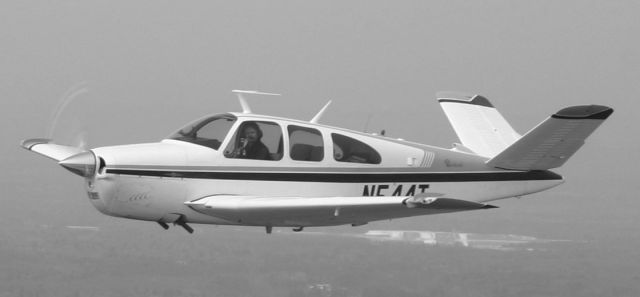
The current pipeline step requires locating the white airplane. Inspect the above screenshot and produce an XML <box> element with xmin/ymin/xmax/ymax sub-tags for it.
<box><xmin>22</xmin><ymin>91</ymin><xmax>613</xmax><ymax>234</ymax></box>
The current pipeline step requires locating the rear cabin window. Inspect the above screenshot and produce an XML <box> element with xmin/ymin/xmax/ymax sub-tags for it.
<box><xmin>224</xmin><ymin>121</ymin><xmax>283</xmax><ymax>161</ymax></box>
<box><xmin>332</xmin><ymin>133</ymin><xmax>381</xmax><ymax>164</ymax></box>
<box><xmin>288</xmin><ymin>125</ymin><xmax>324</xmax><ymax>162</ymax></box>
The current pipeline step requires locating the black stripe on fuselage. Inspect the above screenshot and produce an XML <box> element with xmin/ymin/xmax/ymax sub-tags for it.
<box><xmin>105</xmin><ymin>168</ymin><xmax>562</xmax><ymax>183</ymax></box>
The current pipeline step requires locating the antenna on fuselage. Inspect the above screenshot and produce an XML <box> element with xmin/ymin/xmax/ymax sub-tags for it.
<box><xmin>231</xmin><ymin>90</ymin><xmax>281</xmax><ymax>114</ymax></box>
<box><xmin>310</xmin><ymin>100</ymin><xmax>332</xmax><ymax>124</ymax></box>
<box><xmin>363</xmin><ymin>114</ymin><xmax>372</xmax><ymax>133</ymax></box>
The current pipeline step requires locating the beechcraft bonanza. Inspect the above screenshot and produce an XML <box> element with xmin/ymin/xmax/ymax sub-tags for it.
<box><xmin>22</xmin><ymin>90</ymin><xmax>613</xmax><ymax>234</ymax></box>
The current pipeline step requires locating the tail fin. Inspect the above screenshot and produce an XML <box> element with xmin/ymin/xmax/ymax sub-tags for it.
<box><xmin>486</xmin><ymin>105</ymin><xmax>613</xmax><ymax>170</ymax></box>
<box><xmin>438</xmin><ymin>92</ymin><xmax>520</xmax><ymax>157</ymax></box>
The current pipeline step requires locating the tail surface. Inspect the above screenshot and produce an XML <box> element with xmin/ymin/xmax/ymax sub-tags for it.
<box><xmin>486</xmin><ymin>105</ymin><xmax>613</xmax><ymax>170</ymax></box>
<box><xmin>437</xmin><ymin>92</ymin><xmax>520</xmax><ymax>157</ymax></box>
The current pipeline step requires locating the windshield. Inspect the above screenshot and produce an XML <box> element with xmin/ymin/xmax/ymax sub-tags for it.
<box><xmin>169</xmin><ymin>114</ymin><xmax>236</xmax><ymax>150</ymax></box>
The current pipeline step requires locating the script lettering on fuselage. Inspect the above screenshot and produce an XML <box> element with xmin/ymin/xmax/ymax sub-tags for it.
<box><xmin>362</xmin><ymin>184</ymin><xmax>430</xmax><ymax>196</ymax></box>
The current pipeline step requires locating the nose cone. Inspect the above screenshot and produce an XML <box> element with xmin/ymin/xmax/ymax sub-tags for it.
<box><xmin>59</xmin><ymin>151</ymin><xmax>96</xmax><ymax>177</ymax></box>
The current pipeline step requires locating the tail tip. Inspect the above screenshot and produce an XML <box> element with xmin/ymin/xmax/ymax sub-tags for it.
<box><xmin>552</xmin><ymin>105</ymin><xmax>614</xmax><ymax>120</ymax></box>
<box><xmin>436</xmin><ymin>91</ymin><xmax>494</xmax><ymax>108</ymax></box>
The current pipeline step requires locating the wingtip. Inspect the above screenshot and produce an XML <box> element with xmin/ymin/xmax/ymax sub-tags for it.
<box><xmin>21</xmin><ymin>138</ymin><xmax>53</xmax><ymax>150</ymax></box>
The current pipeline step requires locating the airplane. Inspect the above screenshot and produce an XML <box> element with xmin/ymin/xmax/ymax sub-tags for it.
<box><xmin>21</xmin><ymin>90</ymin><xmax>613</xmax><ymax>234</ymax></box>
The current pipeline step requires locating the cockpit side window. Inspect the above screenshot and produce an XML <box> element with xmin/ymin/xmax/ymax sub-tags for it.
<box><xmin>224</xmin><ymin>121</ymin><xmax>283</xmax><ymax>161</ymax></box>
<box><xmin>288</xmin><ymin>125</ymin><xmax>324</xmax><ymax>162</ymax></box>
<box><xmin>169</xmin><ymin>115</ymin><xmax>236</xmax><ymax>150</ymax></box>
<box><xmin>332</xmin><ymin>133</ymin><xmax>381</xmax><ymax>164</ymax></box>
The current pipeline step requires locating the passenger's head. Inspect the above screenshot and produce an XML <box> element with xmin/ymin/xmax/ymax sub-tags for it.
<box><xmin>242</xmin><ymin>122</ymin><xmax>263</xmax><ymax>143</ymax></box>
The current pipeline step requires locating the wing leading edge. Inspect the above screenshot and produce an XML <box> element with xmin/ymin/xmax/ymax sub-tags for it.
<box><xmin>186</xmin><ymin>194</ymin><xmax>496</xmax><ymax>227</ymax></box>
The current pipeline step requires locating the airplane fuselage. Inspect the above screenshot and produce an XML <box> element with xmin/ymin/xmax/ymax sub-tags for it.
<box><xmin>86</xmin><ymin>115</ymin><xmax>564</xmax><ymax>227</ymax></box>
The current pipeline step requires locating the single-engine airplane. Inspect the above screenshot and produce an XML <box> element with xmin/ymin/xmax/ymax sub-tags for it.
<box><xmin>22</xmin><ymin>91</ymin><xmax>613</xmax><ymax>234</ymax></box>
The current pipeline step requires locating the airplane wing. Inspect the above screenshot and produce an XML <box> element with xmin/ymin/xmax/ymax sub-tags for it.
<box><xmin>486</xmin><ymin>105</ymin><xmax>613</xmax><ymax>170</ymax></box>
<box><xmin>21</xmin><ymin>138</ymin><xmax>85</xmax><ymax>161</ymax></box>
<box><xmin>185</xmin><ymin>194</ymin><xmax>496</xmax><ymax>227</ymax></box>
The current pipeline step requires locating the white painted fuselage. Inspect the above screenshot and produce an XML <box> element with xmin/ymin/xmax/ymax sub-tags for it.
<box><xmin>85</xmin><ymin>113</ymin><xmax>563</xmax><ymax>227</ymax></box>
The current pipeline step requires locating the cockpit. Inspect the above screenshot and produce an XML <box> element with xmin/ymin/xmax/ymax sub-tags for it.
<box><xmin>169</xmin><ymin>114</ymin><xmax>237</xmax><ymax>150</ymax></box>
<box><xmin>169</xmin><ymin>114</ymin><xmax>381</xmax><ymax>164</ymax></box>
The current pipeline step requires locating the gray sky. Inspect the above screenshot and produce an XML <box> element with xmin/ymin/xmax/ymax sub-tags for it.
<box><xmin>1</xmin><ymin>1</ymin><xmax>639</xmax><ymax>295</ymax></box>
<box><xmin>3</xmin><ymin>1</ymin><xmax>639</xmax><ymax>220</ymax></box>
<box><xmin>3</xmin><ymin>0</ymin><xmax>638</xmax><ymax>210</ymax></box>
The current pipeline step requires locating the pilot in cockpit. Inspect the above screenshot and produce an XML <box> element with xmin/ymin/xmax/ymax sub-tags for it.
<box><xmin>230</xmin><ymin>122</ymin><xmax>271</xmax><ymax>160</ymax></box>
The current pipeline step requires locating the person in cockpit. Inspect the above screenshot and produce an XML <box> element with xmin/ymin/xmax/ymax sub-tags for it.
<box><xmin>231</xmin><ymin>122</ymin><xmax>271</xmax><ymax>160</ymax></box>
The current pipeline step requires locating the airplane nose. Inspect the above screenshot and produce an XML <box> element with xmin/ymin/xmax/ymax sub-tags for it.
<box><xmin>59</xmin><ymin>151</ymin><xmax>97</xmax><ymax>177</ymax></box>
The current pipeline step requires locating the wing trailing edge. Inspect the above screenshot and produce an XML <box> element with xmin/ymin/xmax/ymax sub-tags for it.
<box><xmin>486</xmin><ymin>105</ymin><xmax>613</xmax><ymax>170</ymax></box>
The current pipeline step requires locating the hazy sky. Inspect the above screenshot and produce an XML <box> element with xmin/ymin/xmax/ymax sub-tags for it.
<box><xmin>2</xmin><ymin>1</ymin><xmax>639</xmax><ymax>295</ymax></box>
<box><xmin>1</xmin><ymin>0</ymin><xmax>640</xmax><ymax>284</ymax></box>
